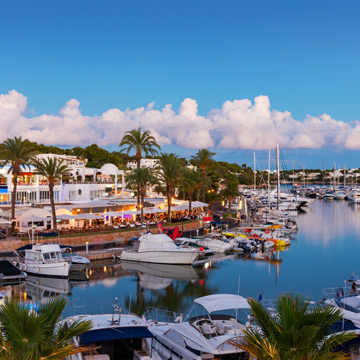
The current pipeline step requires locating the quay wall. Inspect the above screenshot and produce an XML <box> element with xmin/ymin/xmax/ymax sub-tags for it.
<box><xmin>0</xmin><ymin>221</ymin><xmax>204</xmax><ymax>252</ymax></box>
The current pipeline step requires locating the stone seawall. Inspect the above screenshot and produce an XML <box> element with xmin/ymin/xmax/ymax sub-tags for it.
<box><xmin>0</xmin><ymin>220</ymin><xmax>204</xmax><ymax>251</ymax></box>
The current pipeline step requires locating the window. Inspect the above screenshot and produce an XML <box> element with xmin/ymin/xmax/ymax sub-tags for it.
<box><xmin>78</xmin><ymin>189</ymin><xmax>82</xmax><ymax>195</ymax></box>
<box><xmin>44</xmin><ymin>253</ymin><xmax>50</xmax><ymax>260</ymax></box>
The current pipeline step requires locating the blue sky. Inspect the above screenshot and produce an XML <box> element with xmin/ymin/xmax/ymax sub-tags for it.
<box><xmin>0</xmin><ymin>0</ymin><xmax>359</xmax><ymax>168</ymax></box>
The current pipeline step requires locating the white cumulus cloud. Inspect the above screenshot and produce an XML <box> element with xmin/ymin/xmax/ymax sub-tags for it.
<box><xmin>0</xmin><ymin>89</ymin><xmax>359</xmax><ymax>151</ymax></box>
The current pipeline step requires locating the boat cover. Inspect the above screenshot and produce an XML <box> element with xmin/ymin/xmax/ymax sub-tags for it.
<box><xmin>0</xmin><ymin>260</ymin><xmax>22</xmax><ymax>276</ymax></box>
<box><xmin>194</xmin><ymin>294</ymin><xmax>250</xmax><ymax>313</ymax></box>
<box><xmin>80</xmin><ymin>327</ymin><xmax>154</xmax><ymax>344</ymax></box>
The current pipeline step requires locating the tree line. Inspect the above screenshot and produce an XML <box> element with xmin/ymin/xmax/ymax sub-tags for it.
<box><xmin>0</xmin><ymin>130</ymin><xmax>245</xmax><ymax>230</ymax></box>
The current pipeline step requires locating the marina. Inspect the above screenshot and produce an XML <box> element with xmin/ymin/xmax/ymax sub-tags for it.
<box><xmin>1</xmin><ymin>195</ymin><xmax>359</xmax><ymax>312</ymax></box>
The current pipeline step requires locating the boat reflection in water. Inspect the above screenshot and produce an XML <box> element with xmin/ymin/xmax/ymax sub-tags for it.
<box><xmin>2</xmin><ymin>247</ymin><xmax>287</xmax><ymax>316</ymax></box>
<box><xmin>121</xmin><ymin>261</ymin><xmax>200</xmax><ymax>291</ymax></box>
<box><xmin>25</xmin><ymin>275</ymin><xmax>72</xmax><ymax>302</ymax></box>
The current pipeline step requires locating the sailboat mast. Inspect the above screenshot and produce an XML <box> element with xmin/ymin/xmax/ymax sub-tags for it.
<box><xmin>276</xmin><ymin>144</ymin><xmax>280</xmax><ymax>210</ymax></box>
<box><xmin>268</xmin><ymin>150</ymin><xmax>271</xmax><ymax>204</ymax></box>
<box><xmin>344</xmin><ymin>164</ymin><xmax>346</xmax><ymax>187</ymax></box>
<box><xmin>253</xmin><ymin>152</ymin><xmax>256</xmax><ymax>190</ymax></box>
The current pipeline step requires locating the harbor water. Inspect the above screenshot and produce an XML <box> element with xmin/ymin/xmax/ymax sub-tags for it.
<box><xmin>7</xmin><ymin>198</ymin><xmax>360</xmax><ymax>315</ymax></box>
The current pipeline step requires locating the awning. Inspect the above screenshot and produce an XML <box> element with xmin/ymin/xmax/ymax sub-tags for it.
<box><xmin>57</xmin><ymin>214</ymin><xmax>74</xmax><ymax>220</ymax></box>
<box><xmin>21</xmin><ymin>216</ymin><xmax>51</xmax><ymax>222</ymax></box>
<box><xmin>80</xmin><ymin>327</ymin><xmax>154</xmax><ymax>345</ymax></box>
<box><xmin>73</xmin><ymin>214</ymin><xmax>104</xmax><ymax>220</ymax></box>
<box><xmin>194</xmin><ymin>294</ymin><xmax>250</xmax><ymax>313</ymax></box>
<box><xmin>0</xmin><ymin>218</ymin><xmax>11</xmax><ymax>224</ymax></box>
<box><xmin>102</xmin><ymin>211</ymin><xmax>121</xmax><ymax>217</ymax></box>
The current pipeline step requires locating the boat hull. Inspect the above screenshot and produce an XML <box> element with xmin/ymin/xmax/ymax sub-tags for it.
<box><xmin>17</xmin><ymin>261</ymin><xmax>70</xmax><ymax>278</ymax></box>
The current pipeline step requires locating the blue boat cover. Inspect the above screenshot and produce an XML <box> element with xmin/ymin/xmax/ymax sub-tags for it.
<box><xmin>80</xmin><ymin>327</ymin><xmax>154</xmax><ymax>344</ymax></box>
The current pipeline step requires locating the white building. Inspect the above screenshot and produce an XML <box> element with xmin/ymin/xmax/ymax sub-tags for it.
<box><xmin>0</xmin><ymin>154</ymin><xmax>125</xmax><ymax>204</ymax></box>
<box><xmin>127</xmin><ymin>158</ymin><xmax>160</xmax><ymax>169</ymax></box>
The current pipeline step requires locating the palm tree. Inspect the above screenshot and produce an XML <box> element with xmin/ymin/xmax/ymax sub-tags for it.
<box><xmin>206</xmin><ymin>189</ymin><xmax>221</xmax><ymax>215</ymax></box>
<box><xmin>230</xmin><ymin>294</ymin><xmax>356</xmax><ymax>359</ymax></box>
<box><xmin>32</xmin><ymin>157</ymin><xmax>70</xmax><ymax>232</ymax></box>
<box><xmin>119</xmin><ymin>128</ymin><xmax>161</xmax><ymax>208</ymax></box>
<box><xmin>179</xmin><ymin>169</ymin><xmax>201</xmax><ymax>215</ymax></box>
<box><xmin>220</xmin><ymin>174</ymin><xmax>240</xmax><ymax>211</ymax></box>
<box><xmin>0</xmin><ymin>296</ymin><xmax>93</xmax><ymax>360</ymax></box>
<box><xmin>191</xmin><ymin>149</ymin><xmax>215</xmax><ymax>202</ymax></box>
<box><xmin>0</xmin><ymin>137</ymin><xmax>36</xmax><ymax>227</ymax></box>
<box><xmin>157</xmin><ymin>153</ymin><xmax>184</xmax><ymax>222</ymax></box>
<box><xmin>126</xmin><ymin>167</ymin><xmax>158</xmax><ymax>223</ymax></box>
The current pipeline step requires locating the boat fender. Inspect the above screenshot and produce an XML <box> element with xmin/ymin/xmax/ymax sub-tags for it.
<box><xmin>265</xmin><ymin>229</ymin><xmax>270</xmax><ymax>234</ymax></box>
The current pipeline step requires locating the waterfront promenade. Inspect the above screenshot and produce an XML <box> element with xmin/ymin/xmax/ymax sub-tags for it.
<box><xmin>0</xmin><ymin>220</ymin><xmax>204</xmax><ymax>256</ymax></box>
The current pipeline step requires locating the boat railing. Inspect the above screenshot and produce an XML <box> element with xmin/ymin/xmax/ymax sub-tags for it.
<box><xmin>350</xmin><ymin>272</ymin><xmax>360</xmax><ymax>282</ymax></box>
<box><xmin>144</xmin><ymin>306</ymin><xmax>181</xmax><ymax>323</ymax></box>
<box><xmin>322</xmin><ymin>286</ymin><xmax>354</xmax><ymax>300</ymax></box>
<box><xmin>62</xmin><ymin>297</ymin><xmax>130</xmax><ymax>319</ymax></box>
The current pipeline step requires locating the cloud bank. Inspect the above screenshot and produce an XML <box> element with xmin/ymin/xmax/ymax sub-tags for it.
<box><xmin>0</xmin><ymin>90</ymin><xmax>359</xmax><ymax>151</ymax></box>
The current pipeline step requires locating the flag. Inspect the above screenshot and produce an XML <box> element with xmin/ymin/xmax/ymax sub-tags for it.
<box><xmin>258</xmin><ymin>293</ymin><xmax>262</xmax><ymax>302</ymax></box>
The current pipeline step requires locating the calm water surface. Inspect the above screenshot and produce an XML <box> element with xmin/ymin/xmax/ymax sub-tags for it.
<box><xmin>7</xmin><ymin>199</ymin><xmax>360</xmax><ymax>315</ymax></box>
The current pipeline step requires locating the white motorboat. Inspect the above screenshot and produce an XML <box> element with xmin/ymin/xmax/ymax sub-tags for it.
<box><xmin>15</xmin><ymin>243</ymin><xmax>70</xmax><ymax>278</ymax></box>
<box><xmin>175</xmin><ymin>238</ymin><xmax>215</xmax><ymax>257</ymax></box>
<box><xmin>119</xmin><ymin>232</ymin><xmax>198</xmax><ymax>265</ymax></box>
<box><xmin>334</xmin><ymin>191</ymin><xmax>347</xmax><ymax>200</ymax></box>
<box><xmin>146</xmin><ymin>294</ymin><xmax>251</xmax><ymax>359</ymax></box>
<box><xmin>323</xmin><ymin>193</ymin><xmax>335</xmax><ymax>201</ymax></box>
<box><xmin>60</xmin><ymin>246</ymin><xmax>90</xmax><ymax>272</ymax></box>
<box><xmin>62</xmin><ymin>253</ymin><xmax>90</xmax><ymax>272</ymax></box>
<box><xmin>197</xmin><ymin>233</ymin><xmax>232</xmax><ymax>253</ymax></box>
<box><xmin>323</xmin><ymin>286</ymin><xmax>360</xmax><ymax>328</ymax></box>
<box><xmin>348</xmin><ymin>190</ymin><xmax>360</xmax><ymax>203</ymax></box>
<box><xmin>65</xmin><ymin>298</ymin><xmax>155</xmax><ymax>360</ymax></box>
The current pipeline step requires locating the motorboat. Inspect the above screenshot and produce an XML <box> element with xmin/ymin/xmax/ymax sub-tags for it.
<box><xmin>64</xmin><ymin>298</ymin><xmax>155</xmax><ymax>360</ymax></box>
<box><xmin>0</xmin><ymin>260</ymin><xmax>27</xmax><ymax>284</ymax></box>
<box><xmin>60</xmin><ymin>246</ymin><xmax>90</xmax><ymax>272</ymax></box>
<box><xmin>196</xmin><ymin>233</ymin><xmax>232</xmax><ymax>253</ymax></box>
<box><xmin>14</xmin><ymin>243</ymin><xmax>70</xmax><ymax>278</ymax></box>
<box><xmin>323</xmin><ymin>287</ymin><xmax>360</xmax><ymax>328</ymax></box>
<box><xmin>119</xmin><ymin>232</ymin><xmax>198</xmax><ymax>265</ymax></box>
<box><xmin>146</xmin><ymin>294</ymin><xmax>251</xmax><ymax>359</ymax></box>
<box><xmin>175</xmin><ymin>238</ymin><xmax>215</xmax><ymax>257</ymax></box>
<box><xmin>334</xmin><ymin>191</ymin><xmax>347</xmax><ymax>200</ymax></box>
<box><xmin>323</xmin><ymin>193</ymin><xmax>335</xmax><ymax>201</ymax></box>
<box><xmin>348</xmin><ymin>189</ymin><xmax>360</xmax><ymax>203</ymax></box>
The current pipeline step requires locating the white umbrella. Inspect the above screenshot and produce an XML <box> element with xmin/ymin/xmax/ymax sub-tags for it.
<box><xmin>102</xmin><ymin>211</ymin><xmax>121</xmax><ymax>217</ymax></box>
<box><xmin>120</xmin><ymin>210</ymin><xmax>137</xmax><ymax>215</ymax></box>
<box><xmin>192</xmin><ymin>201</ymin><xmax>209</xmax><ymax>208</ymax></box>
<box><xmin>57</xmin><ymin>214</ymin><xmax>75</xmax><ymax>220</ymax></box>
<box><xmin>171</xmin><ymin>204</ymin><xmax>189</xmax><ymax>211</ymax></box>
<box><xmin>21</xmin><ymin>216</ymin><xmax>51</xmax><ymax>222</ymax></box>
<box><xmin>73</xmin><ymin>214</ymin><xmax>103</xmax><ymax>220</ymax></box>
<box><xmin>0</xmin><ymin>218</ymin><xmax>11</xmax><ymax>224</ymax></box>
